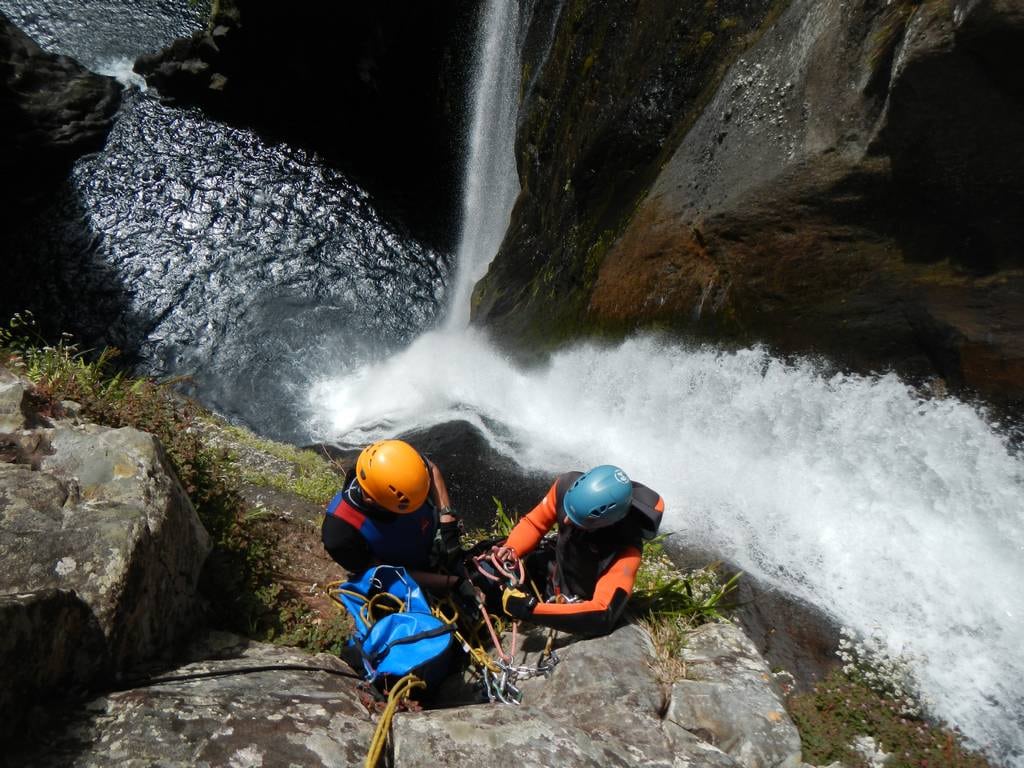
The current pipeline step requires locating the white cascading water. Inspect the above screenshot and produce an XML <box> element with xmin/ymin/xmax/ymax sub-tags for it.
<box><xmin>94</xmin><ymin>57</ymin><xmax>148</xmax><ymax>90</ymax></box>
<box><xmin>444</xmin><ymin>0</ymin><xmax>523</xmax><ymax>328</ymax></box>
<box><xmin>309</xmin><ymin>2</ymin><xmax>1024</xmax><ymax>763</ymax></box>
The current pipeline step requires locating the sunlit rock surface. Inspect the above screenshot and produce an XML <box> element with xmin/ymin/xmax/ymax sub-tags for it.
<box><xmin>17</xmin><ymin>624</ymin><xmax>802</xmax><ymax>768</ymax></box>
<box><xmin>396</xmin><ymin>624</ymin><xmax>798</xmax><ymax>768</ymax></box>
<box><xmin>0</xmin><ymin>366</ymin><xmax>210</xmax><ymax>743</ymax></box>
<box><xmin>667</xmin><ymin>623</ymin><xmax>802</xmax><ymax>768</ymax></box>
<box><xmin>19</xmin><ymin>634</ymin><xmax>374</xmax><ymax>768</ymax></box>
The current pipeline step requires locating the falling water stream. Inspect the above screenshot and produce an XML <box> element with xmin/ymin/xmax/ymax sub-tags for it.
<box><xmin>5</xmin><ymin>0</ymin><xmax>1023</xmax><ymax>763</ymax></box>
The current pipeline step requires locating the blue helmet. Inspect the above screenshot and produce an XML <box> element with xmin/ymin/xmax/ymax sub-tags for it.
<box><xmin>563</xmin><ymin>465</ymin><xmax>633</xmax><ymax>530</ymax></box>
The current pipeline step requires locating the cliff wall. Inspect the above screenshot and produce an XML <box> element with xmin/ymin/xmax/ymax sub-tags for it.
<box><xmin>475</xmin><ymin>0</ymin><xmax>1024</xmax><ymax>403</ymax></box>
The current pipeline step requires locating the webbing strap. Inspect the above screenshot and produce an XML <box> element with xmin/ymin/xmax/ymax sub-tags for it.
<box><xmin>365</xmin><ymin>623</ymin><xmax>454</xmax><ymax>667</ymax></box>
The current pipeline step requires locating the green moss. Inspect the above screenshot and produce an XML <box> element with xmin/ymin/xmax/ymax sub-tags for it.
<box><xmin>215</xmin><ymin>422</ymin><xmax>341</xmax><ymax>505</ymax></box>
<box><xmin>788</xmin><ymin>669</ymin><xmax>992</xmax><ymax>768</ymax></box>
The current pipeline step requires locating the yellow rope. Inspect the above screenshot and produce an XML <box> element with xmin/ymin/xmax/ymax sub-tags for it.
<box><xmin>330</xmin><ymin>586</ymin><xmax>406</xmax><ymax>630</ymax></box>
<box><xmin>364</xmin><ymin>673</ymin><xmax>425</xmax><ymax>768</ymax></box>
<box><xmin>431</xmin><ymin>597</ymin><xmax>502</xmax><ymax>674</ymax></box>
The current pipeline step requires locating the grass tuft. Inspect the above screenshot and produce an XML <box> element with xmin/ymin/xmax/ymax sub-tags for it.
<box><xmin>629</xmin><ymin>536</ymin><xmax>741</xmax><ymax>683</ymax></box>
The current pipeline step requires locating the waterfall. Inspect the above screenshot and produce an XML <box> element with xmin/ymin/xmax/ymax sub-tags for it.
<box><xmin>444</xmin><ymin>0</ymin><xmax>524</xmax><ymax>328</ymax></box>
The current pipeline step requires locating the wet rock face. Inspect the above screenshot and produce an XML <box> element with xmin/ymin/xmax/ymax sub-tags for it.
<box><xmin>474</xmin><ymin>0</ymin><xmax>779</xmax><ymax>345</ymax></box>
<box><xmin>476</xmin><ymin>0</ymin><xmax>1024</xmax><ymax>403</ymax></box>
<box><xmin>133</xmin><ymin>0</ymin><xmax>478</xmax><ymax>250</ymax></box>
<box><xmin>0</xmin><ymin>367</ymin><xmax>210</xmax><ymax>746</ymax></box>
<box><xmin>0</xmin><ymin>13</ymin><xmax>121</xmax><ymax>214</ymax></box>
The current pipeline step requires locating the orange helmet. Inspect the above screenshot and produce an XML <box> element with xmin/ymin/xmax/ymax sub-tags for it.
<box><xmin>355</xmin><ymin>440</ymin><xmax>430</xmax><ymax>514</ymax></box>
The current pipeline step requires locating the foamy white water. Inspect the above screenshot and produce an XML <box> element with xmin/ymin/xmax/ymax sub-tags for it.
<box><xmin>444</xmin><ymin>0</ymin><xmax>523</xmax><ymax>327</ymax></box>
<box><xmin>309</xmin><ymin>328</ymin><xmax>1024</xmax><ymax>764</ymax></box>
<box><xmin>93</xmin><ymin>56</ymin><xmax>148</xmax><ymax>90</ymax></box>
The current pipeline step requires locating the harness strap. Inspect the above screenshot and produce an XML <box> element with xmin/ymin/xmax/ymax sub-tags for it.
<box><xmin>365</xmin><ymin>624</ymin><xmax>454</xmax><ymax>667</ymax></box>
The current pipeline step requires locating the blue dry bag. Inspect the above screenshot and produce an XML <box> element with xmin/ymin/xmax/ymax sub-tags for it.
<box><xmin>334</xmin><ymin>565</ymin><xmax>454</xmax><ymax>692</ymax></box>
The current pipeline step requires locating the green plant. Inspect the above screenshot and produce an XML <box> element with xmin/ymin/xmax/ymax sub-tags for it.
<box><xmin>629</xmin><ymin>538</ymin><xmax>742</xmax><ymax>684</ymax></box>
<box><xmin>274</xmin><ymin>600</ymin><xmax>352</xmax><ymax>656</ymax></box>
<box><xmin>491</xmin><ymin>496</ymin><xmax>519</xmax><ymax>538</ymax></box>
<box><xmin>788</xmin><ymin>668</ymin><xmax>991</xmax><ymax>768</ymax></box>
<box><xmin>631</xmin><ymin>538</ymin><xmax>741</xmax><ymax>623</ymax></box>
<box><xmin>639</xmin><ymin>613</ymin><xmax>693</xmax><ymax>684</ymax></box>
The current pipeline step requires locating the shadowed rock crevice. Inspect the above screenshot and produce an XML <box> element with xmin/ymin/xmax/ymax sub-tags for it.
<box><xmin>0</xmin><ymin>13</ymin><xmax>128</xmax><ymax>338</ymax></box>
<box><xmin>0</xmin><ymin>12</ymin><xmax>122</xmax><ymax>214</ymax></box>
<box><xmin>133</xmin><ymin>0</ymin><xmax>480</xmax><ymax>251</ymax></box>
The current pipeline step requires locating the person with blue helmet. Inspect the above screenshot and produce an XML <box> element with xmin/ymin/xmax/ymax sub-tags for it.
<box><xmin>494</xmin><ymin>464</ymin><xmax>664</xmax><ymax>636</ymax></box>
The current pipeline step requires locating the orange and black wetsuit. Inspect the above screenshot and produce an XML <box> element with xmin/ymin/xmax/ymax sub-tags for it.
<box><xmin>505</xmin><ymin>472</ymin><xmax>664</xmax><ymax>636</ymax></box>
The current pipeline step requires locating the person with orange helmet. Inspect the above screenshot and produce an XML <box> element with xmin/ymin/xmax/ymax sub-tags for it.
<box><xmin>321</xmin><ymin>439</ymin><xmax>465</xmax><ymax>591</ymax></box>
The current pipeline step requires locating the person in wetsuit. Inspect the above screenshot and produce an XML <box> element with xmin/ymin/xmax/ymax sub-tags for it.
<box><xmin>495</xmin><ymin>465</ymin><xmax>664</xmax><ymax>636</ymax></box>
<box><xmin>321</xmin><ymin>439</ymin><xmax>465</xmax><ymax>593</ymax></box>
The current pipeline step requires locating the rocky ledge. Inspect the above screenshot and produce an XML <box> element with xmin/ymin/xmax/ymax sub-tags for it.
<box><xmin>2</xmin><ymin>365</ymin><xmax>816</xmax><ymax>767</ymax></box>
<box><xmin>0</xmin><ymin>365</ymin><xmax>209</xmax><ymax>746</ymax></box>
<box><xmin>11</xmin><ymin>624</ymin><xmax>804</xmax><ymax>768</ymax></box>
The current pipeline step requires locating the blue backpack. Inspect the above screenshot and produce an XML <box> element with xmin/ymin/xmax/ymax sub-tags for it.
<box><xmin>333</xmin><ymin>565</ymin><xmax>455</xmax><ymax>692</ymax></box>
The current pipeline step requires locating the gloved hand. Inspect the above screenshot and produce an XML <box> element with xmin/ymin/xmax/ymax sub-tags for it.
<box><xmin>454</xmin><ymin>576</ymin><xmax>480</xmax><ymax>605</ymax></box>
<box><xmin>438</xmin><ymin>515</ymin><xmax>464</xmax><ymax>557</ymax></box>
<box><xmin>502</xmin><ymin>587</ymin><xmax>537</xmax><ymax>620</ymax></box>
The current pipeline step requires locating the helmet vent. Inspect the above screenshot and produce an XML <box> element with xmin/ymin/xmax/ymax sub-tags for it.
<box><xmin>389</xmin><ymin>484</ymin><xmax>410</xmax><ymax>510</ymax></box>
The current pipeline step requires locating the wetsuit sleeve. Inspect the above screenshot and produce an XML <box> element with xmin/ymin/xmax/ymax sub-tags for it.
<box><xmin>505</xmin><ymin>481</ymin><xmax>559</xmax><ymax>556</ymax></box>
<box><xmin>321</xmin><ymin>513</ymin><xmax>375</xmax><ymax>574</ymax></box>
<box><xmin>529</xmin><ymin>546</ymin><xmax>642</xmax><ymax>636</ymax></box>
